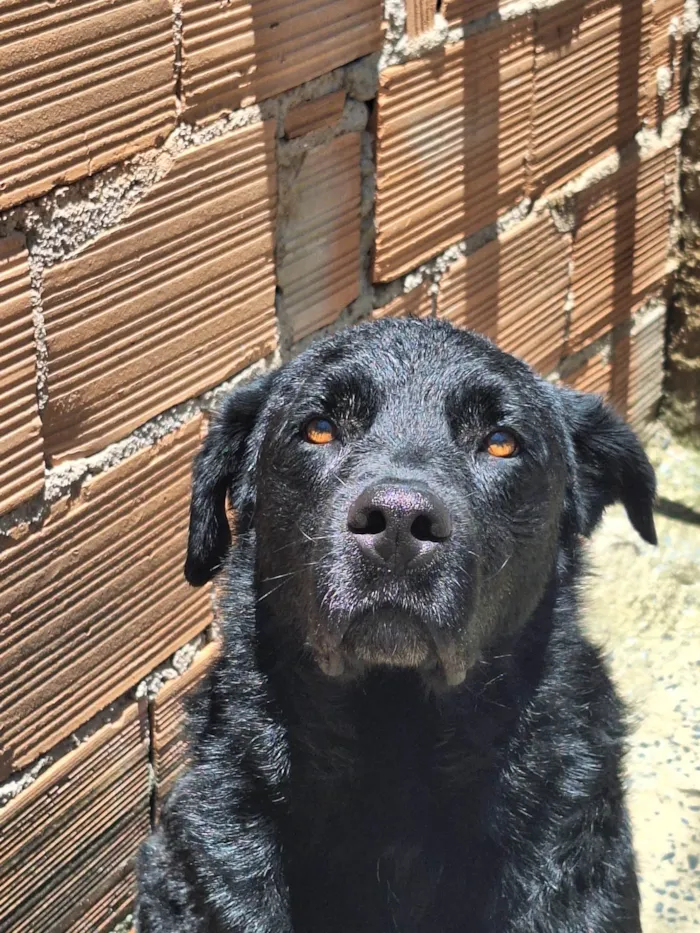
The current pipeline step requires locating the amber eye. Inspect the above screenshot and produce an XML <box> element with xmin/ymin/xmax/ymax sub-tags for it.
<box><xmin>304</xmin><ymin>417</ymin><xmax>337</xmax><ymax>445</ymax></box>
<box><xmin>485</xmin><ymin>429</ymin><xmax>519</xmax><ymax>458</ymax></box>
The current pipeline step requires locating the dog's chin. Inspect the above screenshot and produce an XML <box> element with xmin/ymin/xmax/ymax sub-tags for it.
<box><xmin>311</xmin><ymin>607</ymin><xmax>471</xmax><ymax>689</ymax></box>
<box><xmin>342</xmin><ymin>609</ymin><xmax>435</xmax><ymax>669</ymax></box>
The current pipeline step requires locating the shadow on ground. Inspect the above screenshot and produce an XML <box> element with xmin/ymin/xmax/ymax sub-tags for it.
<box><xmin>585</xmin><ymin>428</ymin><xmax>700</xmax><ymax>931</ymax></box>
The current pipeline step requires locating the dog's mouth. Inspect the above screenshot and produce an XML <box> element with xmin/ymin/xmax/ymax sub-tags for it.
<box><xmin>341</xmin><ymin>608</ymin><xmax>435</xmax><ymax>669</ymax></box>
<box><xmin>311</xmin><ymin>604</ymin><xmax>471</xmax><ymax>688</ymax></box>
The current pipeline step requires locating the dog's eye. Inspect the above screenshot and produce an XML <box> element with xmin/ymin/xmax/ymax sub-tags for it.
<box><xmin>484</xmin><ymin>429</ymin><xmax>519</xmax><ymax>458</ymax></box>
<box><xmin>303</xmin><ymin>417</ymin><xmax>337</xmax><ymax>445</ymax></box>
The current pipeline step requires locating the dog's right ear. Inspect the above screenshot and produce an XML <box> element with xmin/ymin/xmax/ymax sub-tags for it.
<box><xmin>184</xmin><ymin>372</ymin><xmax>276</xmax><ymax>586</ymax></box>
<box><xmin>559</xmin><ymin>387</ymin><xmax>657</xmax><ymax>544</ymax></box>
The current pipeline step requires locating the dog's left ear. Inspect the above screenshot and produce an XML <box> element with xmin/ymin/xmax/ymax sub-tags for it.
<box><xmin>560</xmin><ymin>388</ymin><xmax>657</xmax><ymax>544</ymax></box>
<box><xmin>185</xmin><ymin>371</ymin><xmax>276</xmax><ymax>586</ymax></box>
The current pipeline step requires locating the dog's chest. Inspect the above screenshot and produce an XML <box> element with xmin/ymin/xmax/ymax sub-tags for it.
<box><xmin>284</xmin><ymin>725</ymin><xmax>499</xmax><ymax>933</ymax></box>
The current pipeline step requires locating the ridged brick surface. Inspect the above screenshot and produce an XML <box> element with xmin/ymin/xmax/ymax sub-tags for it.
<box><xmin>0</xmin><ymin>236</ymin><xmax>44</xmax><ymax>517</ymax></box>
<box><xmin>563</xmin><ymin>331</ymin><xmax>634</xmax><ymax>417</ymax></box>
<box><xmin>444</xmin><ymin>0</ymin><xmax>501</xmax><ymax>27</ymax></box>
<box><xmin>180</xmin><ymin>0</ymin><xmax>382</xmax><ymax>115</ymax></box>
<box><xmin>41</xmin><ymin>123</ymin><xmax>278</xmax><ymax>462</ymax></box>
<box><xmin>152</xmin><ymin>643</ymin><xmax>220</xmax><ymax>810</ymax></box>
<box><xmin>374</xmin><ymin>19</ymin><xmax>534</xmax><ymax>281</ymax></box>
<box><xmin>373</xmin><ymin>283</ymin><xmax>433</xmax><ymax>318</ymax></box>
<box><xmin>568</xmin><ymin>148</ymin><xmax>674</xmax><ymax>351</ymax></box>
<box><xmin>406</xmin><ymin>0</ymin><xmax>437</xmax><ymax>35</ymax></box>
<box><xmin>529</xmin><ymin>0</ymin><xmax>651</xmax><ymax>193</ymax></box>
<box><xmin>279</xmin><ymin>134</ymin><xmax>361</xmax><ymax>341</ymax></box>
<box><xmin>437</xmin><ymin>213</ymin><xmax>570</xmax><ymax>373</ymax></box>
<box><xmin>630</xmin><ymin>150</ymin><xmax>676</xmax><ymax>294</ymax></box>
<box><xmin>627</xmin><ymin>308</ymin><xmax>666</xmax><ymax>429</ymax></box>
<box><xmin>564</xmin><ymin>350</ymin><xmax>614</xmax><ymax>399</ymax></box>
<box><xmin>0</xmin><ymin>0</ymin><xmax>175</xmax><ymax>212</ymax></box>
<box><xmin>646</xmin><ymin>0</ymin><xmax>685</xmax><ymax>122</ymax></box>
<box><xmin>65</xmin><ymin>871</ymin><xmax>135</xmax><ymax>933</ymax></box>
<box><xmin>0</xmin><ymin>706</ymin><xmax>149</xmax><ymax>933</ymax></box>
<box><xmin>646</xmin><ymin>0</ymin><xmax>684</xmax><ymax>123</ymax></box>
<box><xmin>0</xmin><ymin>420</ymin><xmax>211</xmax><ymax>778</ymax></box>
<box><xmin>284</xmin><ymin>91</ymin><xmax>347</xmax><ymax>139</ymax></box>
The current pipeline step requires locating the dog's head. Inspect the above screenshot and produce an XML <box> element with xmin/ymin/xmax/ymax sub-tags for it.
<box><xmin>185</xmin><ymin>319</ymin><xmax>655</xmax><ymax>687</ymax></box>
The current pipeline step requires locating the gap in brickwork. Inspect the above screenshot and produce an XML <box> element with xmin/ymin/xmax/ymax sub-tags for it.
<box><xmin>172</xmin><ymin>1</ymin><xmax>184</xmax><ymax>108</ymax></box>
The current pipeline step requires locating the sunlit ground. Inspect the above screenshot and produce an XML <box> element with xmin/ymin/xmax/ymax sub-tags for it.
<box><xmin>585</xmin><ymin>428</ymin><xmax>700</xmax><ymax>931</ymax></box>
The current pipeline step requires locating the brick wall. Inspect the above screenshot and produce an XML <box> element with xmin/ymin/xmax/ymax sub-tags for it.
<box><xmin>0</xmin><ymin>0</ymin><xmax>692</xmax><ymax>929</ymax></box>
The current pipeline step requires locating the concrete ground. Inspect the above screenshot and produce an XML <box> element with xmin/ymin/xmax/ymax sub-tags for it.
<box><xmin>584</xmin><ymin>428</ymin><xmax>699</xmax><ymax>931</ymax></box>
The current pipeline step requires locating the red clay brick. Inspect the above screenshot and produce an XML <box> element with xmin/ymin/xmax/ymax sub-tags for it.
<box><xmin>406</xmin><ymin>0</ymin><xmax>437</xmax><ymax>35</ymax></box>
<box><xmin>373</xmin><ymin>283</ymin><xmax>434</xmax><ymax>319</ymax></box>
<box><xmin>562</xmin><ymin>338</ymin><xmax>630</xmax><ymax>414</ymax></box>
<box><xmin>0</xmin><ymin>705</ymin><xmax>149</xmax><ymax>933</ymax></box>
<box><xmin>631</xmin><ymin>151</ymin><xmax>677</xmax><ymax>294</ymax></box>
<box><xmin>608</xmin><ymin>332</ymin><xmax>634</xmax><ymax>415</ymax></box>
<box><xmin>563</xmin><ymin>350</ymin><xmax>614</xmax><ymax>399</ymax></box>
<box><xmin>443</xmin><ymin>0</ymin><xmax>501</xmax><ymax>27</ymax></box>
<box><xmin>529</xmin><ymin>0</ymin><xmax>651</xmax><ymax>194</ymax></box>
<box><xmin>41</xmin><ymin>123</ymin><xmax>278</xmax><ymax>462</ymax></box>
<box><xmin>645</xmin><ymin>0</ymin><xmax>685</xmax><ymax>123</ymax></box>
<box><xmin>0</xmin><ymin>419</ymin><xmax>212</xmax><ymax>778</ymax></box>
<box><xmin>285</xmin><ymin>91</ymin><xmax>347</xmax><ymax>139</ymax></box>
<box><xmin>374</xmin><ymin>18</ymin><xmax>534</xmax><ymax>281</ymax></box>
<box><xmin>151</xmin><ymin>643</ymin><xmax>220</xmax><ymax>811</ymax></box>
<box><xmin>180</xmin><ymin>0</ymin><xmax>382</xmax><ymax>116</ymax></box>
<box><xmin>0</xmin><ymin>0</ymin><xmax>175</xmax><ymax>212</ymax></box>
<box><xmin>0</xmin><ymin>236</ymin><xmax>44</xmax><ymax>516</ymax></box>
<box><xmin>437</xmin><ymin>212</ymin><xmax>570</xmax><ymax>373</ymax></box>
<box><xmin>279</xmin><ymin>134</ymin><xmax>362</xmax><ymax>341</ymax></box>
<box><xmin>65</xmin><ymin>871</ymin><xmax>136</xmax><ymax>933</ymax></box>
<box><xmin>626</xmin><ymin>306</ymin><xmax>666</xmax><ymax>430</ymax></box>
<box><xmin>568</xmin><ymin>147</ymin><xmax>675</xmax><ymax>352</ymax></box>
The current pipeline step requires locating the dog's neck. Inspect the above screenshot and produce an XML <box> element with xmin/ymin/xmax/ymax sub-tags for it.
<box><xmin>215</xmin><ymin>539</ymin><xmax>580</xmax><ymax>796</ymax></box>
<box><xmin>254</xmin><ymin>556</ymin><xmax>569</xmax><ymax>788</ymax></box>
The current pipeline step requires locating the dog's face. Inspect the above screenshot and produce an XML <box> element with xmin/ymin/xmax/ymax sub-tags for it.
<box><xmin>186</xmin><ymin>320</ymin><xmax>656</xmax><ymax>688</ymax></box>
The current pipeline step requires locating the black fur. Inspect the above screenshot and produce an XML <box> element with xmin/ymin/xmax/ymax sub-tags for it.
<box><xmin>136</xmin><ymin>319</ymin><xmax>655</xmax><ymax>933</ymax></box>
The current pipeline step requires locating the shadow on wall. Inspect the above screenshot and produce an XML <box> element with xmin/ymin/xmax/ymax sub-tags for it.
<box><xmin>448</xmin><ymin>0</ymin><xmax>648</xmax><ymax>418</ymax></box>
<box><xmin>609</xmin><ymin>0</ymin><xmax>644</xmax><ymax>416</ymax></box>
<box><xmin>179</xmin><ymin>0</ymin><xmax>282</xmax><ymax>373</ymax></box>
<box><xmin>457</xmin><ymin>0</ymin><xmax>500</xmax><ymax>350</ymax></box>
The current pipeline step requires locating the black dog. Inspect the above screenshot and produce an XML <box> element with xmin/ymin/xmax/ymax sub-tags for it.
<box><xmin>136</xmin><ymin>318</ymin><xmax>655</xmax><ymax>933</ymax></box>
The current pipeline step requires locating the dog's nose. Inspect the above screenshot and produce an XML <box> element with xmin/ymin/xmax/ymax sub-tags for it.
<box><xmin>347</xmin><ymin>482</ymin><xmax>452</xmax><ymax>570</ymax></box>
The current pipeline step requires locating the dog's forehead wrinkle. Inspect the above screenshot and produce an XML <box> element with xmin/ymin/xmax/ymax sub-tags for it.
<box><xmin>286</xmin><ymin>318</ymin><xmax>517</xmax><ymax>388</ymax></box>
<box><xmin>378</xmin><ymin>385</ymin><xmax>448</xmax><ymax>433</ymax></box>
<box><xmin>269</xmin><ymin>325</ymin><xmax>553</xmax><ymax>442</ymax></box>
